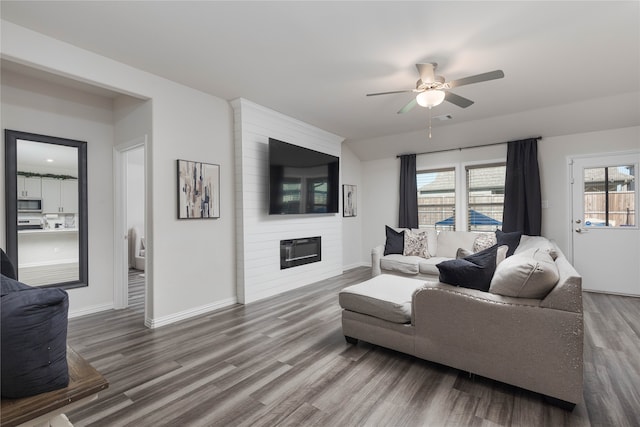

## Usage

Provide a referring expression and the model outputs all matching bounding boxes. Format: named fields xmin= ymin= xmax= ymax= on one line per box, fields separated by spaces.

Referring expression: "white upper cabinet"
xmin=17 ymin=176 xmax=42 ymax=199
xmin=42 ymin=178 xmax=78 ymax=213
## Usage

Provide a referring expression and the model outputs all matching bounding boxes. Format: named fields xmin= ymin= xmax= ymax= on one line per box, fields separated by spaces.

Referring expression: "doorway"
xmin=114 ymin=137 xmax=147 ymax=317
xmin=569 ymin=151 xmax=639 ymax=296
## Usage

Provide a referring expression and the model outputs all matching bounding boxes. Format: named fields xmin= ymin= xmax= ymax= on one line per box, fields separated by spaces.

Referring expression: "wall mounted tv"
xmin=268 ymin=138 xmax=339 ymax=215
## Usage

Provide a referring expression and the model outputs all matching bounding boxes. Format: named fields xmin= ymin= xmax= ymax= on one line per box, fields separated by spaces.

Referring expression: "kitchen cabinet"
xmin=17 ymin=176 xmax=42 ymax=199
xmin=42 ymin=178 xmax=78 ymax=213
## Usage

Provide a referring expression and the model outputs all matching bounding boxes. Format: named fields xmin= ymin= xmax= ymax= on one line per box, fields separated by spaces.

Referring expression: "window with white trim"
xmin=466 ymin=164 xmax=506 ymax=232
xmin=417 ymin=168 xmax=456 ymax=230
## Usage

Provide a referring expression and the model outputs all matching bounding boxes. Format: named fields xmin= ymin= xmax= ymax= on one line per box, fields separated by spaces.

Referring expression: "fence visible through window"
xmin=583 ymin=165 xmax=635 ymax=227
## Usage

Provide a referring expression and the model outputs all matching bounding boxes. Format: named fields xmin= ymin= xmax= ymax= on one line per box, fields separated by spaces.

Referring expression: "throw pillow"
xmin=514 ymin=235 xmax=558 ymax=260
xmin=473 ymin=233 xmax=497 ymax=252
xmin=437 ymin=244 xmax=498 ymax=291
xmin=489 ymin=248 xmax=560 ymax=299
xmin=456 ymin=247 xmax=473 ymax=259
xmin=403 ymin=230 xmax=430 ymax=259
xmin=458 ymin=245 xmax=508 ymax=267
xmin=495 ymin=229 xmax=523 ymax=257
xmin=1 ymin=275 xmax=69 ymax=398
xmin=1 ymin=249 xmax=16 ymax=281
xmin=384 ymin=226 xmax=405 ymax=256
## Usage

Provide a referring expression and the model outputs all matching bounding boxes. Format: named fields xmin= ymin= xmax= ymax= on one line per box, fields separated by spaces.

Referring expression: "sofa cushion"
xmin=489 ymin=248 xmax=560 ymax=299
xmin=380 ymin=254 xmax=422 ymax=275
xmin=418 ymin=257 xmax=450 ymax=276
xmin=436 ymin=231 xmax=478 ymax=258
xmin=339 ymin=275 xmax=425 ymax=324
xmin=436 ymin=244 xmax=499 ymax=291
xmin=1 ymin=275 xmax=69 ymax=398
xmin=496 ymin=229 xmax=522 ymax=257
xmin=514 ymin=235 xmax=558 ymax=260
xmin=384 ymin=226 xmax=405 ymax=255
xmin=403 ymin=229 xmax=430 ymax=258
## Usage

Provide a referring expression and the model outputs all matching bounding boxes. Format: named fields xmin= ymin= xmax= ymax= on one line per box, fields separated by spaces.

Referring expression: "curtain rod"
xmin=396 ymin=136 xmax=542 ymax=158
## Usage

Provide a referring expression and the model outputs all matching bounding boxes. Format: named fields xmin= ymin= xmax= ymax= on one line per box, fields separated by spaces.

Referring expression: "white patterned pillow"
xmin=403 ymin=230 xmax=430 ymax=259
xmin=473 ymin=233 xmax=497 ymax=252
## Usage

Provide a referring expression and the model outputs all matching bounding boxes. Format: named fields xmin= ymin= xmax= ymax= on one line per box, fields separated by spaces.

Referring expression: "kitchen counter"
xmin=18 ymin=228 xmax=78 ymax=235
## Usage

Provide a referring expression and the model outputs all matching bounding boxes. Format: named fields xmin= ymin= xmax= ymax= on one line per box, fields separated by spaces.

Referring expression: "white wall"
xmin=1 ymin=67 xmax=117 ymax=316
xmin=2 ymin=21 xmax=236 ymax=326
xmin=359 ymin=126 xmax=640 ymax=264
xmin=341 ymin=143 xmax=364 ymax=270
xmin=232 ymin=99 xmax=344 ymax=303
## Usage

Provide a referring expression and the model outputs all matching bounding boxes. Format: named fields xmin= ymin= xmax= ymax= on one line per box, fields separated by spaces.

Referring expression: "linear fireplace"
xmin=280 ymin=236 xmax=321 ymax=269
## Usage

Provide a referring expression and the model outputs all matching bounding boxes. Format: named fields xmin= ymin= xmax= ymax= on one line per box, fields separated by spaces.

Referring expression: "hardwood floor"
xmin=65 ymin=268 xmax=640 ymax=426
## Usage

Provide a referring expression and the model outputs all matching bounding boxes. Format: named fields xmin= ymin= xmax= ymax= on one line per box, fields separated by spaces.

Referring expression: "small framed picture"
xmin=343 ymin=184 xmax=357 ymax=217
xmin=177 ymin=159 xmax=220 ymax=219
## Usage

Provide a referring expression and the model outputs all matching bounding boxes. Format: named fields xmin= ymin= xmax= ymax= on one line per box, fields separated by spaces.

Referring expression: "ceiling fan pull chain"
xmin=428 ymin=107 xmax=433 ymax=139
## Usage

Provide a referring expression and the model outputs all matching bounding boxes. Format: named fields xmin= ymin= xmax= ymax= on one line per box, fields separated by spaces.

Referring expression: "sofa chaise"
xmin=340 ymin=232 xmax=583 ymax=409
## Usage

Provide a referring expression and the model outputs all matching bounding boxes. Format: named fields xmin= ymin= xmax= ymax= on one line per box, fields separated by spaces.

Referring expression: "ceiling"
xmin=1 ymin=1 xmax=639 ymax=160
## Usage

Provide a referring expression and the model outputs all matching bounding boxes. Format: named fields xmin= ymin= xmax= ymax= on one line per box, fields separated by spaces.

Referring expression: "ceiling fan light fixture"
xmin=416 ymin=90 xmax=445 ymax=108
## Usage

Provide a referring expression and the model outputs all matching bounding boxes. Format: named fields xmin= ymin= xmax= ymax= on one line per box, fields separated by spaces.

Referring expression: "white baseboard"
xmin=68 ymin=303 xmax=114 ymax=318
xmin=145 ymin=297 xmax=238 ymax=329
xmin=342 ymin=262 xmax=369 ymax=271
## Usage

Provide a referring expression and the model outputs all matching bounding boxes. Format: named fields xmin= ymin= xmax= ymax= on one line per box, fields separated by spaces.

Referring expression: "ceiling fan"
xmin=367 ymin=63 xmax=504 ymax=114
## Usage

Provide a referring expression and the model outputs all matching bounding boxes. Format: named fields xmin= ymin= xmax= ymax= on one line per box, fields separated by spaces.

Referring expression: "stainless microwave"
xmin=17 ymin=198 xmax=42 ymax=212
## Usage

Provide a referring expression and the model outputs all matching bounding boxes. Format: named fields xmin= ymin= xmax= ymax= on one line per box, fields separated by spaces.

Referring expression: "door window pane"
xmin=584 ymin=165 xmax=635 ymax=227
xmin=417 ymin=168 xmax=456 ymax=230
xmin=467 ymin=165 xmax=505 ymax=231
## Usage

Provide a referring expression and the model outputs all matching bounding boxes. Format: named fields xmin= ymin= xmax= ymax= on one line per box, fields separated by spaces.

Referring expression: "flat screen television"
xmin=268 ymin=138 xmax=339 ymax=215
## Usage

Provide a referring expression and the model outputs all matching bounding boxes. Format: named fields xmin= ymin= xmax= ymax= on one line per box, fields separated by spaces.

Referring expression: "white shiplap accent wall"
xmin=231 ymin=98 xmax=345 ymax=304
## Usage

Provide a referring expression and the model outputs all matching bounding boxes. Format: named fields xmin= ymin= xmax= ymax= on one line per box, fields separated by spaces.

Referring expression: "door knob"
xmin=575 ymin=219 xmax=582 ymax=224
xmin=575 ymin=228 xmax=585 ymax=233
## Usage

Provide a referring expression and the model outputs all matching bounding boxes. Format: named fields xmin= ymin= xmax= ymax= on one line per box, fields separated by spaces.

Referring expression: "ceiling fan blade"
xmin=445 ymin=91 xmax=474 ymax=108
xmin=416 ymin=63 xmax=437 ymax=83
xmin=366 ymin=89 xmax=413 ymax=97
xmin=397 ymin=98 xmax=417 ymax=114
xmin=447 ymin=70 xmax=504 ymax=88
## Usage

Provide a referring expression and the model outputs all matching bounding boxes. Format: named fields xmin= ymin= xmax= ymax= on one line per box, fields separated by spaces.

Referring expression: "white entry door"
xmin=570 ymin=152 xmax=640 ymax=295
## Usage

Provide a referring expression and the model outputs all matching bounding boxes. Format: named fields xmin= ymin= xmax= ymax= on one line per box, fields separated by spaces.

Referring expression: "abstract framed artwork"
xmin=343 ymin=184 xmax=357 ymax=217
xmin=177 ymin=159 xmax=220 ymax=219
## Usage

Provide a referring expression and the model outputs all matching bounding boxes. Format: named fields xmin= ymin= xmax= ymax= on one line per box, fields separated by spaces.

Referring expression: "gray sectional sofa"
xmin=340 ymin=232 xmax=583 ymax=408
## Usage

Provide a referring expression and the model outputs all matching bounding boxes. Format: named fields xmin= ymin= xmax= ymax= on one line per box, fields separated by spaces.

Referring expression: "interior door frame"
xmin=113 ymin=136 xmax=148 ymax=312
xmin=567 ymin=149 xmax=640 ymax=264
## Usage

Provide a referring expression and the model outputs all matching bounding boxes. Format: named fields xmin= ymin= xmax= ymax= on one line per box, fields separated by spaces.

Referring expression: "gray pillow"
xmin=489 ymin=248 xmax=559 ymax=299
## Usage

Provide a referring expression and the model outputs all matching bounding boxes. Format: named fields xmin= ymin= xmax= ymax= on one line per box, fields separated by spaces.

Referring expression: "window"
xmin=417 ymin=168 xmax=456 ymax=230
xmin=466 ymin=164 xmax=506 ymax=231
xmin=583 ymin=165 xmax=635 ymax=227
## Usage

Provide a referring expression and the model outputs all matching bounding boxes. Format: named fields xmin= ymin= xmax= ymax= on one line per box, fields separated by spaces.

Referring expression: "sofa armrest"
xmin=411 ymin=282 xmax=583 ymax=404
xmin=371 ymin=245 xmax=384 ymax=276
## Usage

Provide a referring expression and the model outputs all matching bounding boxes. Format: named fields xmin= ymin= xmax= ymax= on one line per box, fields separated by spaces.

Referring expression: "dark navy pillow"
xmin=1 ymin=249 xmax=16 ymax=280
xmin=437 ymin=244 xmax=499 ymax=292
xmin=384 ymin=226 xmax=405 ymax=255
xmin=496 ymin=229 xmax=522 ymax=257
xmin=1 ymin=275 xmax=69 ymax=398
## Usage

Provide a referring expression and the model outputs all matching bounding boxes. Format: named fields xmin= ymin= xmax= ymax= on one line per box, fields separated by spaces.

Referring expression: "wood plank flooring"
xmin=64 ymin=268 xmax=640 ymax=426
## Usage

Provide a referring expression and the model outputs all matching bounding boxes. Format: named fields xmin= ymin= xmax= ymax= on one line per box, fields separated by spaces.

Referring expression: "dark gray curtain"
xmin=399 ymin=154 xmax=418 ymax=228
xmin=502 ymin=138 xmax=542 ymax=235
